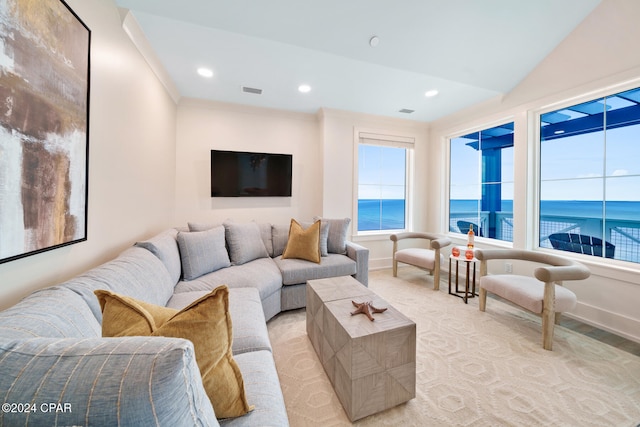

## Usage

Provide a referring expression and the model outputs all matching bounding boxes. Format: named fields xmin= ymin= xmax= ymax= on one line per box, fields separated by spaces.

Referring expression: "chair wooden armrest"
xmin=390 ymin=232 xmax=452 ymax=290
xmin=474 ymin=248 xmax=590 ymax=350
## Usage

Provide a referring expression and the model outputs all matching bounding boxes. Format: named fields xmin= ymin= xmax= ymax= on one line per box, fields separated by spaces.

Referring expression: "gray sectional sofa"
xmin=0 ymin=219 xmax=369 ymax=426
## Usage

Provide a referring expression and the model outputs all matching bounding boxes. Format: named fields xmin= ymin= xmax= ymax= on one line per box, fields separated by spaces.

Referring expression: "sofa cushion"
xmin=301 ymin=220 xmax=330 ymax=256
xmin=135 ymin=228 xmax=182 ymax=284
xmin=167 ymin=287 xmax=271 ymax=355
xmin=174 ymin=258 xmax=282 ymax=305
xmin=258 ymin=222 xmax=274 ymax=257
xmin=96 ymin=287 xmax=253 ymax=419
xmin=220 ymin=350 xmax=289 ymax=427
xmin=0 ymin=286 xmax=101 ymax=339
xmin=314 ymin=217 xmax=351 ymax=254
xmin=188 ymin=221 xmax=220 ymax=232
xmin=271 ymin=223 xmax=290 ymax=257
xmin=282 ymin=219 xmax=321 ymax=263
xmin=61 ymin=246 xmax=176 ymax=322
xmin=177 ymin=226 xmax=231 ymax=280
xmin=224 ymin=222 xmax=269 ymax=265
xmin=0 ymin=336 xmax=218 ymax=426
xmin=274 ymin=253 xmax=357 ymax=285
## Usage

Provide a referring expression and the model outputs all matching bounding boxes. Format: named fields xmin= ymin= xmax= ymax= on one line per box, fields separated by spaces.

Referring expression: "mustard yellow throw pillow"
xmin=94 ymin=287 xmax=253 ymax=419
xmin=282 ymin=218 xmax=321 ymax=263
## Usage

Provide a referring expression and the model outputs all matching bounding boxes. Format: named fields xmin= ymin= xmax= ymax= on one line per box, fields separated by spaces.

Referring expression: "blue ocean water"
xmin=358 ymin=199 xmax=405 ymax=231
xmin=450 ymin=199 xmax=640 ymax=220
xmin=359 ymin=199 xmax=640 ymax=231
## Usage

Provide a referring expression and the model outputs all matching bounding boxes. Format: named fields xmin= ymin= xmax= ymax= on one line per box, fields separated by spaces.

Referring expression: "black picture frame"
xmin=0 ymin=0 xmax=91 ymax=264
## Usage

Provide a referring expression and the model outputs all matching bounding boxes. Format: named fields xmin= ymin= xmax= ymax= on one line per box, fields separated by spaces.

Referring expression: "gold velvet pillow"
xmin=282 ymin=218 xmax=321 ymax=263
xmin=94 ymin=287 xmax=253 ymax=419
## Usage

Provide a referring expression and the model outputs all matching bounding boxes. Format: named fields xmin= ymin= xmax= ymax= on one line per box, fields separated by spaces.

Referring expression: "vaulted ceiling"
xmin=115 ymin=0 xmax=601 ymax=121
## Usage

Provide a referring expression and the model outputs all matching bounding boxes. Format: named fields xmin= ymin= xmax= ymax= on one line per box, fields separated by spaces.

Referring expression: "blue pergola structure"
xmin=460 ymin=87 xmax=640 ymax=240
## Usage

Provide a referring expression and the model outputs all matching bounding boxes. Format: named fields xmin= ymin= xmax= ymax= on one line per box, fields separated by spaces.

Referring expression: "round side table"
xmin=448 ymin=247 xmax=478 ymax=304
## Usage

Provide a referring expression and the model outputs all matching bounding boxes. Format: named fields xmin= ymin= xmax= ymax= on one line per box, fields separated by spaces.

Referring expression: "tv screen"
xmin=211 ymin=150 xmax=292 ymax=197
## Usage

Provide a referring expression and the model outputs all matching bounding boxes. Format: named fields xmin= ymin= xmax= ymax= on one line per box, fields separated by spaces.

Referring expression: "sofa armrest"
xmin=0 ymin=336 xmax=218 ymax=427
xmin=346 ymin=241 xmax=369 ymax=287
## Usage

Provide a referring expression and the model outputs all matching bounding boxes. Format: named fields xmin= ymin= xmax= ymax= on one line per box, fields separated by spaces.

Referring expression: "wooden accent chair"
xmin=548 ymin=232 xmax=615 ymax=259
xmin=457 ymin=220 xmax=483 ymax=237
xmin=475 ymin=249 xmax=590 ymax=350
xmin=390 ymin=232 xmax=451 ymax=290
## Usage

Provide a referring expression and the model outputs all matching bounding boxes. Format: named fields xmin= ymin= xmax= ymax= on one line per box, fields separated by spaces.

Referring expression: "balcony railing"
xmin=449 ymin=212 xmax=640 ymax=263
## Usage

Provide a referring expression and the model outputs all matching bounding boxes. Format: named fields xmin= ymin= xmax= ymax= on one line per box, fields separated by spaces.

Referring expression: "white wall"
xmin=2 ymin=0 xmax=638 ymax=344
xmin=319 ymin=108 xmax=430 ymax=268
xmin=173 ymin=102 xmax=431 ymax=266
xmin=174 ymin=99 xmax=322 ymax=226
xmin=428 ymin=0 xmax=640 ymax=343
xmin=0 ymin=0 xmax=177 ymax=310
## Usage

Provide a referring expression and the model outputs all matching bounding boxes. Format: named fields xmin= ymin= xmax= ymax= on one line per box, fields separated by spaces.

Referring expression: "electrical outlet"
xmin=505 ymin=263 xmax=513 ymax=273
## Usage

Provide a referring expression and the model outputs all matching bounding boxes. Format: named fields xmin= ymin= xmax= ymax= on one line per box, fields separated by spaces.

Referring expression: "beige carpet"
xmin=267 ymin=268 xmax=640 ymax=427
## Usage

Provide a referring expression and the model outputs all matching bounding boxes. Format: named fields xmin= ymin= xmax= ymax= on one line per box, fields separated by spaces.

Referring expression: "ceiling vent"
xmin=242 ymin=86 xmax=263 ymax=95
xmin=398 ymin=108 xmax=415 ymax=114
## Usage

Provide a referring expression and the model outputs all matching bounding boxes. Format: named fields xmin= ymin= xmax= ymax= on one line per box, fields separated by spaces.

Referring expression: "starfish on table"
xmin=350 ymin=300 xmax=387 ymax=321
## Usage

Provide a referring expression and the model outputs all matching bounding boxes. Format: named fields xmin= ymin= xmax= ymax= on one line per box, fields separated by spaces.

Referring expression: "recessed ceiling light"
xmin=425 ymin=89 xmax=439 ymax=97
xmin=298 ymin=84 xmax=311 ymax=93
xmin=369 ymin=36 xmax=380 ymax=48
xmin=197 ymin=67 xmax=213 ymax=78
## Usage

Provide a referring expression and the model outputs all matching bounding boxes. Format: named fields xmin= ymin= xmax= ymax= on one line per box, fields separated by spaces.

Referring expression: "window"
xmin=356 ymin=132 xmax=413 ymax=233
xmin=539 ymin=87 xmax=640 ymax=263
xmin=449 ymin=122 xmax=514 ymax=242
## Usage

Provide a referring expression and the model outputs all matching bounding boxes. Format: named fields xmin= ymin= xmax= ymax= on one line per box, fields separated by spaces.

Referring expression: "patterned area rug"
xmin=267 ymin=268 xmax=640 ymax=427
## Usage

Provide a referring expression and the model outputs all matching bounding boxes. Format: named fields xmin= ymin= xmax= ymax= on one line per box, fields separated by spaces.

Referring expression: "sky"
xmin=450 ymin=123 xmax=640 ymax=202
xmin=357 ymin=118 xmax=640 ymax=203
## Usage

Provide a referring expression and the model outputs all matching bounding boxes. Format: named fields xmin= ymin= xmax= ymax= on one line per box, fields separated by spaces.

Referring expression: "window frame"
xmin=353 ymin=129 xmax=415 ymax=237
xmin=446 ymin=119 xmax=515 ymax=245
xmin=532 ymin=82 xmax=640 ymax=265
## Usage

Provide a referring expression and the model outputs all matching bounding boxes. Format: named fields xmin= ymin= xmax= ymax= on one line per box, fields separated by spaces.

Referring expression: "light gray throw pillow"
xmin=187 ymin=222 xmax=220 ymax=232
xmin=301 ymin=220 xmax=330 ymax=256
xmin=177 ymin=226 xmax=230 ymax=280
xmin=224 ymin=222 xmax=269 ymax=265
xmin=135 ymin=229 xmax=181 ymax=284
xmin=271 ymin=223 xmax=290 ymax=257
xmin=313 ymin=217 xmax=351 ymax=254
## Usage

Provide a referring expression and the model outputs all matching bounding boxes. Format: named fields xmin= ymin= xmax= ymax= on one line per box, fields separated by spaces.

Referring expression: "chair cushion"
xmin=395 ymin=248 xmax=443 ymax=270
xmin=479 ymin=274 xmax=577 ymax=313
xmin=95 ymin=287 xmax=254 ymax=419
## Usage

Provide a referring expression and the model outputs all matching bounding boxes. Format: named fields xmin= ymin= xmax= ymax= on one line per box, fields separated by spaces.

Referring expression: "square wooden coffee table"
xmin=306 ymin=276 xmax=416 ymax=421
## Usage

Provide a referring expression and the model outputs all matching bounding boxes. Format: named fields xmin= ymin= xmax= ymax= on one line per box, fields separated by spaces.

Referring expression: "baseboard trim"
xmin=369 ymin=263 xmax=640 ymax=345
xmin=567 ymin=301 xmax=640 ymax=345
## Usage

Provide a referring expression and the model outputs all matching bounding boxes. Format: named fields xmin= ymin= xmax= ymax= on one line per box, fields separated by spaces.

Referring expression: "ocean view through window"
xmin=356 ymin=132 xmax=413 ymax=232
xmin=538 ymin=87 xmax=640 ymax=263
xmin=449 ymin=122 xmax=514 ymax=242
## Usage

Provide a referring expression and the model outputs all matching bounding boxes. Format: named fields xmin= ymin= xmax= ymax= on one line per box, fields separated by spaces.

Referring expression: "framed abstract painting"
xmin=0 ymin=0 xmax=91 ymax=264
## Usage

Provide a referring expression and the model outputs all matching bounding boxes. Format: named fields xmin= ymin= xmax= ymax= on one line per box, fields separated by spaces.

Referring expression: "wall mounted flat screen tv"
xmin=211 ymin=150 xmax=292 ymax=197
